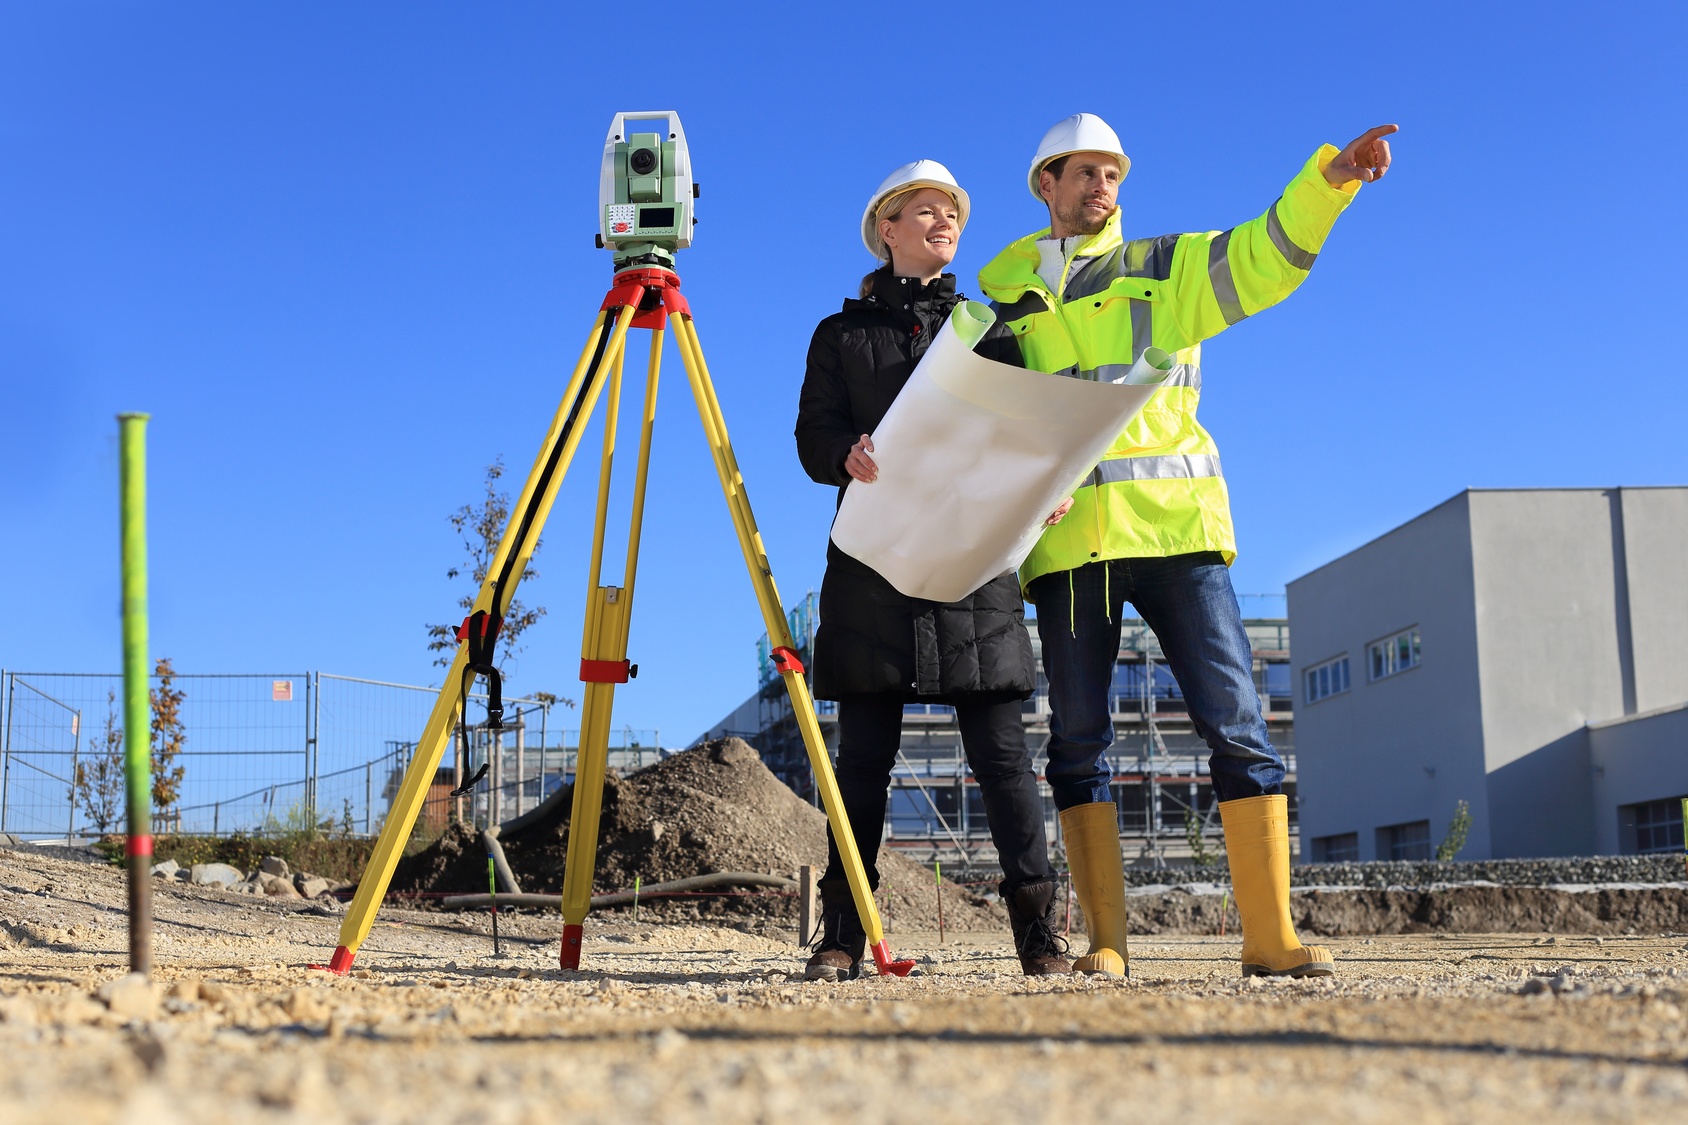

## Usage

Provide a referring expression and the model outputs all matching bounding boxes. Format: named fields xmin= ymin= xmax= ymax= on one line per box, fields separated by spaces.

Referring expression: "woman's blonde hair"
xmin=859 ymin=186 xmax=956 ymax=297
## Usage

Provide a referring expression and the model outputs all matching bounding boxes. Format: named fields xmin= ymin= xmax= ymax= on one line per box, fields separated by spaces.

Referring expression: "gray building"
xmin=1287 ymin=487 xmax=1688 ymax=862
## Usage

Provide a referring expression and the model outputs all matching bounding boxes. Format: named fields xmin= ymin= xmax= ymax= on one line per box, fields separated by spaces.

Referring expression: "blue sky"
xmin=3 ymin=2 xmax=1683 ymax=746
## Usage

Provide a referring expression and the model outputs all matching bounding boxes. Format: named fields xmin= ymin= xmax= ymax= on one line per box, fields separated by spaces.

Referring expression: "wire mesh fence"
xmin=0 ymin=670 xmax=591 ymax=840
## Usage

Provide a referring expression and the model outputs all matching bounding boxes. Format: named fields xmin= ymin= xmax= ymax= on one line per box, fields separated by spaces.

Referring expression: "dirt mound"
xmin=389 ymin=738 xmax=1005 ymax=931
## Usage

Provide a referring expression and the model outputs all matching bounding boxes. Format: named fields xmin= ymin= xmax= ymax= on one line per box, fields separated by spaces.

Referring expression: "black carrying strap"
xmin=451 ymin=609 xmax=503 ymax=795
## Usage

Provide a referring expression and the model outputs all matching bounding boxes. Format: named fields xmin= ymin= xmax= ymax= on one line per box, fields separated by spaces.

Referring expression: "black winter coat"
xmin=796 ymin=268 xmax=1037 ymax=701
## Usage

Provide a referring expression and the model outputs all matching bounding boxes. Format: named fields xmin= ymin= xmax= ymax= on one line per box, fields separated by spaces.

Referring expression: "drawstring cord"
xmin=1067 ymin=570 xmax=1076 ymax=635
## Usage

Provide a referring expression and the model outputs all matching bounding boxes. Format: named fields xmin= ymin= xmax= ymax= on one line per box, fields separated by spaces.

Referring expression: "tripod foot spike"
xmin=308 ymin=946 xmax=355 ymax=975
xmin=870 ymin=941 xmax=915 ymax=977
xmin=560 ymin=924 xmax=584 ymax=970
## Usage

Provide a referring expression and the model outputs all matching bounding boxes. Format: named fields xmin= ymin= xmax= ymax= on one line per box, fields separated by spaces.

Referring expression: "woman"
xmin=794 ymin=160 xmax=1069 ymax=980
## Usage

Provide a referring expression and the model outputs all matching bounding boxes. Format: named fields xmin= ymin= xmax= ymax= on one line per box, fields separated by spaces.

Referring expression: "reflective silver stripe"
xmin=1083 ymin=453 xmax=1224 ymax=487
xmin=1208 ymin=230 xmax=1248 ymax=326
xmin=1063 ymin=255 xmax=1115 ymax=301
xmin=1080 ymin=362 xmax=1200 ymax=389
xmin=1063 ymin=234 xmax=1184 ymax=301
xmin=1265 ymin=200 xmax=1318 ymax=270
xmin=1129 ymin=297 xmax=1153 ymax=361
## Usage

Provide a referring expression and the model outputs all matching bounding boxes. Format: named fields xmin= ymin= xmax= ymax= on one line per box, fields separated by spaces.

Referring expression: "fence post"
xmin=68 ymin=710 xmax=81 ymax=844
xmin=1 ymin=669 xmax=11 ymax=834
xmin=365 ymin=760 xmax=373 ymax=835
xmin=214 ymin=802 xmax=220 ymax=836
xmin=304 ymin=671 xmax=320 ymax=827
xmin=514 ymin=711 xmax=525 ymax=819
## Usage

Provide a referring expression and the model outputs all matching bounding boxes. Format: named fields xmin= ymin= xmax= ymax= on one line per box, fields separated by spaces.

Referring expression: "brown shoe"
xmin=802 ymin=879 xmax=866 ymax=981
xmin=1004 ymin=880 xmax=1072 ymax=976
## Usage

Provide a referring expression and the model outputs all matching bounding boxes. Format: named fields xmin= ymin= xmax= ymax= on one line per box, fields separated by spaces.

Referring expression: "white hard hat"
xmin=860 ymin=159 xmax=970 ymax=260
xmin=1027 ymin=113 xmax=1130 ymax=200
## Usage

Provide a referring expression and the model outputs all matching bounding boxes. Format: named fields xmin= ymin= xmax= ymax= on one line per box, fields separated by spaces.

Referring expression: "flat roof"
xmin=1287 ymin=485 xmax=1688 ymax=588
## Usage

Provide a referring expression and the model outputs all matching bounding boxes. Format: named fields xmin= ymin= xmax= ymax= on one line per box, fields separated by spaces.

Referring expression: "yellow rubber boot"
xmin=1058 ymin=802 xmax=1129 ymax=978
xmin=1219 ymin=794 xmax=1335 ymax=978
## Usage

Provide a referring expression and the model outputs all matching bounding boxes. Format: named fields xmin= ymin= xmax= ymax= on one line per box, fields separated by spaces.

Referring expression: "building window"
xmin=1304 ymin=655 xmax=1350 ymax=704
xmin=1310 ymin=832 xmax=1358 ymax=863
xmin=1377 ymin=820 xmax=1431 ymax=861
xmin=1258 ymin=661 xmax=1292 ymax=704
xmin=1629 ymin=798 xmax=1686 ymax=855
xmin=1367 ymin=628 xmax=1421 ymax=682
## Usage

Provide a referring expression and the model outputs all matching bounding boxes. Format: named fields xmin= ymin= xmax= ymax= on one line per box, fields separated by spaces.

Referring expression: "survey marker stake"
xmin=936 ymin=862 xmax=944 ymax=944
xmin=487 ymin=839 xmax=502 ymax=957
xmin=118 ymin=413 xmax=153 ymax=977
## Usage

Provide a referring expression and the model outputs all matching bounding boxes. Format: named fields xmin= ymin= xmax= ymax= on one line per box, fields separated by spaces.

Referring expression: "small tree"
xmin=426 ymin=459 xmax=548 ymax=675
xmin=150 ymin=657 xmax=187 ymax=816
xmin=1185 ymin=802 xmax=1218 ymax=867
xmin=74 ymin=691 xmax=125 ymax=833
xmin=1436 ymin=799 xmax=1472 ymax=861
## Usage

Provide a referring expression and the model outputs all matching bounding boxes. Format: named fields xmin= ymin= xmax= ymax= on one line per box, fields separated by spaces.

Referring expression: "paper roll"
xmin=829 ymin=304 xmax=1162 ymax=602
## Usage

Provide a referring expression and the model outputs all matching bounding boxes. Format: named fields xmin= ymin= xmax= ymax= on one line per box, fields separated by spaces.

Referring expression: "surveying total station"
xmin=316 ymin=112 xmax=914 ymax=978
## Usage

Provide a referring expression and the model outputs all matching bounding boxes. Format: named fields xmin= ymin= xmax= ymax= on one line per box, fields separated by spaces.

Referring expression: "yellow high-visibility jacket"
xmin=978 ymin=145 xmax=1360 ymax=592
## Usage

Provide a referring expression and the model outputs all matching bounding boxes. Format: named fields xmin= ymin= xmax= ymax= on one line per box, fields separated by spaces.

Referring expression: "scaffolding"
xmin=726 ymin=602 xmax=1296 ymax=881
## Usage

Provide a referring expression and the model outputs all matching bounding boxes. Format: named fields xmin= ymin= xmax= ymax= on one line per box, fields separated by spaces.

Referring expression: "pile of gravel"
xmin=389 ymin=738 xmax=1005 ymax=932
xmin=1123 ymin=854 xmax=1688 ymax=890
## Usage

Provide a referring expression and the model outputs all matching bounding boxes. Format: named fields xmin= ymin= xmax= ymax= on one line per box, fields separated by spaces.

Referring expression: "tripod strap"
xmin=452 ymin=610 xmax=504 ymax=794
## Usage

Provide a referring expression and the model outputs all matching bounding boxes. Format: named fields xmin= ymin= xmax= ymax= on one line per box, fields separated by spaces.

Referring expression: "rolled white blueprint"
xmin=829 ymin=302 xmax=1163 ymax=602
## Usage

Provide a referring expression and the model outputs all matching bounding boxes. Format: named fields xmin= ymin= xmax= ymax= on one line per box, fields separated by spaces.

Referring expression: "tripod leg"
xmin=670 ymin=313 xmax=914 ymax=977
xmin=559 ymin=328 xmax=664 ymax=969
xmin=317 ymin=304 xmax=638 ymax=975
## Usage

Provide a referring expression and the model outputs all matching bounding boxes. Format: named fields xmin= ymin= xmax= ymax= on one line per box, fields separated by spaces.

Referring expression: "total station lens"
xmin=629 ymin=147 xmax=658 ymax=176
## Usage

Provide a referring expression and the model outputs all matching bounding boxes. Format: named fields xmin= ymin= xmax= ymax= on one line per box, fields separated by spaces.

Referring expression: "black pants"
xmin=821 ymin=694 xmax=1053 ymax=894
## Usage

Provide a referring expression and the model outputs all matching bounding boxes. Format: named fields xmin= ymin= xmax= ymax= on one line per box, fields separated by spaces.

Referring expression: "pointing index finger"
xmin=1360 ymin=124 xmax=1400 ymax=143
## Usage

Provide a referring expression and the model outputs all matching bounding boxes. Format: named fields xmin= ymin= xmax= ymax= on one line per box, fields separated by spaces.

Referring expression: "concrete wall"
xmin=1468 ymin=490 xmax=1631 ymax=856
xmin=1288 ymin=493 xmax=1488 ymax=860
xmin=1619 ymin=489 xmax=1688 ymax=714
xmin=1589 ymin=703 xmax=1688 ymax=854
xmin=697 ymin=692 xmax=763 ymax=743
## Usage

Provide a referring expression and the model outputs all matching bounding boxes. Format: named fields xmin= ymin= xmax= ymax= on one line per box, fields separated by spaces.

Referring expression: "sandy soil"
xmin=3 ymin=847 xmax=1687 ymax=1124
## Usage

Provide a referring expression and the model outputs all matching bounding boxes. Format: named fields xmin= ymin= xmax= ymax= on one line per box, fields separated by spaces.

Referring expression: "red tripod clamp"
xmin=770 ymin=646 xmax=805 ymax=675
xmin=580 ymin=658 xmax=633 ymax=684
xmin=600 ymin=267 xmax=692 ymax=330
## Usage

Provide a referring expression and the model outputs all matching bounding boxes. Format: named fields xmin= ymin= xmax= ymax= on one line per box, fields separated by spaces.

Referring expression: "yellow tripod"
xmin=316 ymin=266 xmax=914 ymax=978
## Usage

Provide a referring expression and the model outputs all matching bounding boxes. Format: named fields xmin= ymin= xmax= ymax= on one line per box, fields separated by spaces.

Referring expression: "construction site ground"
xmin=4 ymin=846 xmax=1688 ymax=1123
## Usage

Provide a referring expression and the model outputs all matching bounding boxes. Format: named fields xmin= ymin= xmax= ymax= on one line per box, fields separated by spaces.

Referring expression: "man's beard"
xmin=1055 ymin=198 xmax=1109 ymax=236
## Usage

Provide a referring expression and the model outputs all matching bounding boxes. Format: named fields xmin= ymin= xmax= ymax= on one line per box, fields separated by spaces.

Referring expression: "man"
xmin=979 ymin=113 xmax=1396 ymax=978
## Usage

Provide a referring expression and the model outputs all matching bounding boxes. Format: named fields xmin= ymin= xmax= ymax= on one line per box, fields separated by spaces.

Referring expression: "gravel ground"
xmin=4 ymin=847 xmax=1688 ymax=1123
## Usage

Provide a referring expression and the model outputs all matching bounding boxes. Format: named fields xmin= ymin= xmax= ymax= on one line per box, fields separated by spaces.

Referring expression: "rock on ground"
xmin=188 ymin=862 xmax=243 ymax=888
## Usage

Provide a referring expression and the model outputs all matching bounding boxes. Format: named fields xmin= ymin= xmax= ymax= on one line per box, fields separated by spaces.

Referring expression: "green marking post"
xmin=118 ymin=413 xmax=153 ymax=975
xmin=633 ymin=875 xmax=641 ymax=924
xmin=485 ymin=843 xmax=501 ymax=956
xmin=935 ymin=861 xmax=944 ymax=943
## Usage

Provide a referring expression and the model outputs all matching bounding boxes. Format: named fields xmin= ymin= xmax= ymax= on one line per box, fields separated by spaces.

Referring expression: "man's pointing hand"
xmin=1323 ymin=124 xmax=1398 ymax=186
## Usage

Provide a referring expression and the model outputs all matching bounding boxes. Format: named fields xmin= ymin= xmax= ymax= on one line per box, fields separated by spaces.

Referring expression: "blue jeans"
xmin=1027 ymin=553 xmax=1283 ymax=809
